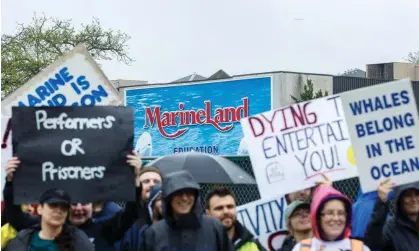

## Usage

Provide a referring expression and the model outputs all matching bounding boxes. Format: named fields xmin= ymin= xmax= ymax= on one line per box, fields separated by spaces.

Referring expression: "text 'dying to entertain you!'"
xmin=247 ymin=96 xmax=349 ymax=180
xmin=35 ymin=109 xmax=116 ymax=181
xmin=349 ymin=89 xmax=419 ymax=180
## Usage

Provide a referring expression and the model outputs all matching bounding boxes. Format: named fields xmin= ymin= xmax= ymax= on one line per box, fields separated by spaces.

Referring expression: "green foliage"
xmin=406 ymin=51 xmax=419 ymax=64
xmin=1 ymin=13 xmax=133 ymax=98
xmin=290 ymin=78 xmax=329 ymax=103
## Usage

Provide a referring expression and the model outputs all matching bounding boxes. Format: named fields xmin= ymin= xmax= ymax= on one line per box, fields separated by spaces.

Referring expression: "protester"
xmin=4 ymin=153 xmax=142 ymax=251
xmin=5 ymin=188 xmax=94 ymax=251
xmin=286 ymin=188 xmax=313 ymax=204
xmin=140 ymin=170 xmax=234 ymax=251
xmin=364 ymin=180 xmax=419 ymax=251
xmin=292 ymin=184 xmax=370 ymax=251
xmin=1 ymin=204 xmax=39 ymax=249
xmin=279 ymin=201 xmax=312 ymax=251
xmin=92 ymin=201 xmax=122 ymax=223
xmin=205 ymin=186 xmax=266 ymax=251
xmin=117 ymin=183 xmax=163 ymax=251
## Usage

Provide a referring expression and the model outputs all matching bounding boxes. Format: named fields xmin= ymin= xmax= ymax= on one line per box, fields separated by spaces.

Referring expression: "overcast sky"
xmin=2 ymin=0 xmax=418 ymax=83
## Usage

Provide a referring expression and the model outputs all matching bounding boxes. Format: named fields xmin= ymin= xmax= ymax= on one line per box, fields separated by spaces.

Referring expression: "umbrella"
xmin=145 ymin=152 xmax=256 ymax=184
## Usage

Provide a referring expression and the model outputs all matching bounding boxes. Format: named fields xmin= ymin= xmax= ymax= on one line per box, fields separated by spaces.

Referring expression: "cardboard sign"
xmin=1 ymin=44 xmax=121 ymax=117
xmin=236 ymin=196 xmax=288 ymax=251
xmin=1 ymin=116 xmax=12 ymax=201
xmin=11 ymin=106 xmax=135 ymax=204
xmin=340 ymin=79 xmax=419 ymax=193
xmin=241 ymin=95 xmax=358 ymax=199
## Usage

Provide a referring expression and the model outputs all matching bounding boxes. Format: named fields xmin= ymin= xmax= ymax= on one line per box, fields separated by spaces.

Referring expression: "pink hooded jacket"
xmin=310 ymin=185 xmax=353 ymax=241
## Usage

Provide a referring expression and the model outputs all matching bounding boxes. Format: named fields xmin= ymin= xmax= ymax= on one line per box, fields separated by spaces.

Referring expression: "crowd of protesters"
xmin=1 ymin=152 xmax=419 ymax=251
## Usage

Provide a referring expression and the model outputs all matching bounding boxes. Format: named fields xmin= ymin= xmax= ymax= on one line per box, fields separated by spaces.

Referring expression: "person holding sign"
xmin=139 ymin=170 xmax=234 ymax=251
xmin=291 ymin=184 xmax=371 ymax=251
xmin=364 ymin=180 xmax=419 ymax=251
xmin=4 ymin=188 xmax=94 ymax=251
xmin=3 ymin=152 xmax=143 ymax=251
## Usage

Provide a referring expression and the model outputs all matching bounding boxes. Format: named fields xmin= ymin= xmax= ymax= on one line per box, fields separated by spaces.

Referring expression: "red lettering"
xmin=248 ymin=116 xmax=265 ymax=137
xmin=143 ymin=98 xmax=249 ymax=138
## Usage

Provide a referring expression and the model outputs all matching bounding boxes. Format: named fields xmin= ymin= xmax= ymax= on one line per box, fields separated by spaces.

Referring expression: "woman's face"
xmin=320 ymin=199 xmax=347 ymax=241
xmin=289 ymin=207 xmax=311 ymax=233
xmin=39 ymin=203 xmax=69 ymax=227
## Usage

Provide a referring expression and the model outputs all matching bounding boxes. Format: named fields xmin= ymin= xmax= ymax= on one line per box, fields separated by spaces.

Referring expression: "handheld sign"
xmin=340 ymin=79 xmax=419 ymax=193
xmin=236 ymin=195 xmax=288 ymax=251
xmin=241 ymin=95 xmax=358 ymax=199
xmin=1 ymin=44 xmax=121 ymax=117
xmin=11 ymin=106 xmax=134 ymax=204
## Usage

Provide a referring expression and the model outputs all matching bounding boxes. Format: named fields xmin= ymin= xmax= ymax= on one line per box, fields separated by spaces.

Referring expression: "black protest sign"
xmin=11 ymin=106 xmax=135 ymax=204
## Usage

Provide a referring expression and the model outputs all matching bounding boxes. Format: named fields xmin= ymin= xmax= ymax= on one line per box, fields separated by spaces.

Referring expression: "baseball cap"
xmin=39 ymin=188 xmax=71 ymax=207
xmin=284 ymin=200 xmax=310 ymax=222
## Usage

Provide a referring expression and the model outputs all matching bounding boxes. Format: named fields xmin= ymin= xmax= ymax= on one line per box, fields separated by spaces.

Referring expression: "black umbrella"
xmin=145 ymin=152 xmax=256 ymax=184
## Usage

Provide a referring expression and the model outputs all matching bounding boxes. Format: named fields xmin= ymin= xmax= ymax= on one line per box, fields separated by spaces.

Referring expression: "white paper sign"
xmin=340 ymin=79 xmax=419 ymax=193
xmin=241 ymin=95 xmax=358 ymax=199
xmin=236 ymin=196 xmax=288 ymax=251
xmin=1 ymin=116 xmax=12 ymax=201
xmin=1 ymin=44 xmax=121 ymax=117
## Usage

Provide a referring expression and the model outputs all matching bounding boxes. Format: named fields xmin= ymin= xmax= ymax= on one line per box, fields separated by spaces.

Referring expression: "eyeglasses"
xmin=320 ymin=210 xmax=347 ymax=219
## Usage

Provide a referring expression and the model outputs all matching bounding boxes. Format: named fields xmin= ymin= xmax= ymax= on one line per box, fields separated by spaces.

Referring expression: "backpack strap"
xmin=351 ymin=239 xmax=364 ymax=251
xmin=300 ymin=238 xmax=312 ymax=251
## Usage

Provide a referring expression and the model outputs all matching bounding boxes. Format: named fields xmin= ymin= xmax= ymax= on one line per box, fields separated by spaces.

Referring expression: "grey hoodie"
xmin=140 ymin=170 xmax=234 ymax=251
xmin=364 ymin=181 xmax=419 ymax=251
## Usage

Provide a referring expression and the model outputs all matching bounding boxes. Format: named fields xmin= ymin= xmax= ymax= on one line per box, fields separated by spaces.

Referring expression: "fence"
xmin=140 ymin=156 xmax=361 ymax=207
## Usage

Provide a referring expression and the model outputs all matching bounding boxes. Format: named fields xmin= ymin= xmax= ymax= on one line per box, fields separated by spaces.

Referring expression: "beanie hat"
xmin=138 ymin=166 xmax=161 ymax=177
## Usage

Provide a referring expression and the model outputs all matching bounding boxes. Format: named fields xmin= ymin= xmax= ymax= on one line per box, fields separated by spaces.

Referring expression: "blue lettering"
xmin=59 ymin=67 xmax=74 ymax=82
xmin=35 ymin=86 xmax=51 ymax=101
xmin=51 ymin=94 xmax=66 ymax=106
xmin=354 ymin=113 xmax=415 ymax=138
xmin=81 ymin=95 xmax=95 ymax=106
xmin=384 ymin=135 xmax=416 ymax=154
xmin=76 ymin=76 xmax=90 ymax=90
xmin=349 ymin=90 xmax=411 ymax=116
xmin=47 ymin=73 xmax=66 ymax=90
xmin=91 ymin=85 xmax=108 ymax=102
xmin=71 ymin=82 xmax=82 ymax=95
xmin=370 ymin=157 xmax=419 ymax=180
xmin=18 ymin=101 xmax=26 ymax=107
xmin=263 ymin=136 xmax=275 ymax=159
xmin=27 ymin=94 xmax=42 ymax=106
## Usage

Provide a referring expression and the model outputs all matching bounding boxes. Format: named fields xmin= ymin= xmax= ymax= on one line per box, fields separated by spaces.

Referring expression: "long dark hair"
xmin=54 ymin=223 xmax=75 ymax=251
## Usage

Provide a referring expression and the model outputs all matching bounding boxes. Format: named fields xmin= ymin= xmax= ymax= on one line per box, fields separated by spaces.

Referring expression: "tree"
xmin=1 ymin=13 xmax=133 ymax=98
xmin=290 ymin=77 xmax=329 ymax=103
xmin=406 ymin=51 xmax=419 ymax=64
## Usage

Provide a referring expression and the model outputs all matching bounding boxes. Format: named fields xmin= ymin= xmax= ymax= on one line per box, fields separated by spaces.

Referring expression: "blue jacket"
xmin=351 ymin=188 xmax=378 ymax=239
xmin=116 ymin=184 xmax=162 ymax=251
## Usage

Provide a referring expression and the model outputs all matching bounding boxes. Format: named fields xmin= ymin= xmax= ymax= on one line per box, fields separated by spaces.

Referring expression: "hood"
xmin=394 ymin=181 xmax=419 ymax=220
xmin=162 ymin=170 xmax=202 ymax=228
xmin=311 ymin=185 xmax=352 ymax=241
xmin=147 ymin=183 xmax=162 ymax=221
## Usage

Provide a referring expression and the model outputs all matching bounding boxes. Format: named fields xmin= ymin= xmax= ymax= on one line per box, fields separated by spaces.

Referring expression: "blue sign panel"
xmin=125 ymin=77 xmax=272 ymax=156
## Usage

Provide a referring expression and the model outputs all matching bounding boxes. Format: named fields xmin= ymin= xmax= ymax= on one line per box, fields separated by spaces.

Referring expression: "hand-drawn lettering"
xmin=61 ymin=138 xmax=85 ymax=156
xmin=42 ymin=161 xmax=106 ymax=181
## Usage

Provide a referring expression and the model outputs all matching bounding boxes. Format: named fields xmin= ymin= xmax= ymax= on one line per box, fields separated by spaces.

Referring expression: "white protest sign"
xmin=1 ymin=44 xmax=121 ymax=117
xmin=241 ymin=95 xmax=358 ymax=199
xmin=1 ymin=116 xmax=12 ymax=201
xmin=340 ymin=79 xmax=419 ymax=193
xmin=236 ymin=196 xmax=288 ymax=251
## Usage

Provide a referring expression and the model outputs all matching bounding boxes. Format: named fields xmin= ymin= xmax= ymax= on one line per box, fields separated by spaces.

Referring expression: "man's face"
xmin=39 ymin=203 xmax=69 ymax=227
xmin=153 ymin=195 xmax=163 ymax=218
xmin=138 ymin=171 xmax=162 ymax=201
xmin=206 ymin=195 xmax=236 ymax=230
xmin=288 ymin=188 xmax=312 ymax=203
xmin=288 ymin=207 xmax=311 ymax=233
xmin=69 ymin=203 xmax=93 ymax=226
xmin=401 ymin=189 xmax=419 ymax=216
xmin=170 ymin=189 xmax=196 ymax=215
